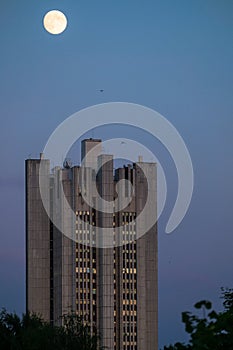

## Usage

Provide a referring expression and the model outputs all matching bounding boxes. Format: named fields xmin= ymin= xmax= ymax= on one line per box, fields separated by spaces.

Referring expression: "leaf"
xmin=194 ymin=300 xmax=212 ymax=310
xmin=208 ymin=310 xmax=218 ymax=319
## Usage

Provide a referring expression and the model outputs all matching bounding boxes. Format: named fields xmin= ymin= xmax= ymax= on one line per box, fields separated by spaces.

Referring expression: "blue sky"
xmin=0 ymin=0 xmax=233 ymax=348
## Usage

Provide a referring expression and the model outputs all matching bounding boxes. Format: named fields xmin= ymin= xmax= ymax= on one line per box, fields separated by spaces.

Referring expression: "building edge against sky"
xmin=25 ymin=139 xmax=158 ymax=350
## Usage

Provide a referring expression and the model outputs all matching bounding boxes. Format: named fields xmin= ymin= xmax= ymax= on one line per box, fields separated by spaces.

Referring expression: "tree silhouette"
xmin=163 ymin=288 xmax=233 ymax=350
xmin=0 ymin=309 xmax=102 ymax=350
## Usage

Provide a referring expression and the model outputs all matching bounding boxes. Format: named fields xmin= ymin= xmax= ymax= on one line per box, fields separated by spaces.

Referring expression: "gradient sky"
xmin=0 ymin=0 xmax=233 ymax=348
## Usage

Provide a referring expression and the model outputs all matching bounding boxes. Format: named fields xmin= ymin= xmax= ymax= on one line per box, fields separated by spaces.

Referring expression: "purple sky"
xmin=0 ymin=1 xmax=233 ymax=348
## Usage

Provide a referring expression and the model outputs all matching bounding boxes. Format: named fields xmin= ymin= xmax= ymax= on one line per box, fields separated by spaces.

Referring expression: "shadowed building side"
xmin=25 ymin=158 xmax=51 ymax=322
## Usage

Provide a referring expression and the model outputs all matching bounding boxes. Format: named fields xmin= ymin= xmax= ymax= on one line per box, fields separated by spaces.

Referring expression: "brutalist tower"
xmin=26 ymin=138 xmax=158 ymax=350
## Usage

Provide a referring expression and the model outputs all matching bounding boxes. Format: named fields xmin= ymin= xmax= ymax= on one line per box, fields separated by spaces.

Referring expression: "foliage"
xmin=0 ymin=309 xmax=102 ymax=350
xmin=163 ymin=288 xmax=233 ymax=350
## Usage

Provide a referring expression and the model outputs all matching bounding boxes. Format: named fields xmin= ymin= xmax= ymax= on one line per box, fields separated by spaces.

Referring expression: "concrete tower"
xmin=26 ymin=139 xmax=158 ymax=350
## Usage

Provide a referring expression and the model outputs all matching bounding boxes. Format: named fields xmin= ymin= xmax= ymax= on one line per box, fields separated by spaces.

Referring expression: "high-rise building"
xmin=26 ymin=139 xmax=158 ymax=350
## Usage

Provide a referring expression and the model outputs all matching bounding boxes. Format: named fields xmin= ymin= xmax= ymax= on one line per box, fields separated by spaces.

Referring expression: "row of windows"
xmin=76 ymin=211 xmax=91 ymax=215
xmin=76 ymin=211 xmax=136 ymax=216
xmin=123 ymin=276 xmax=136 ymax=283
xmin=76 ymin=256 xmax=94 ymax=262
xmin=76 ymin=246 xmax=92 ymax=252
xmin=123 ymin=340 xmax=137 ymax=346
xmin=122 ymin=248 xmax=137 ymax=254
xmin=77 ymin=299 xmax=96 ymax=305
xmin=76 ymin=310 xmax=94 ymax=319
xmin=76 ymin=282 xmax=96 ymax=289
xmin=123 ymin=282 xmax=137 ymax=289
xmin=122 ymin=260 xmax=137 ymax=266
xmin=76 ymin=267 xmax=96 ymax=273
xmin=76 ymin=279 xmax=96 ymax=284
xmin=123 ymin=324 xmax=137 ymax=331
xmin=123 ymin=305 xmax=137 ymax=312
xmin=121 ymin=222 xmax=136 ymax=226
xmin=76 ymin=230 xmax=95 ymax=235
xmin=76 ymin=263 xmax=96 ymax=271
xmin=123 ymin=315 xmax=137 ymax=322
xmin=113 ymin=309 xmax=137 ymax=317
xmin=76 ymin=288 xmax=96 ymax=294
xmin=123 ymin=292 xmax=137 ymax=300
xmin=122 ymin=212 xmax=136 ymax=216
xmin=122 ymin=310 xmax=137 ymax=316
xmin=122 ymin=268 xmax=137 ymax=274
xmin=123 ymin=299 xmax=137 ymax=305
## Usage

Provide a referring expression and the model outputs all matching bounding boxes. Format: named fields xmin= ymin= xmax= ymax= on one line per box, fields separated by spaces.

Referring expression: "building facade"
xmin=26 ymin=139 xmax=158 ymax=350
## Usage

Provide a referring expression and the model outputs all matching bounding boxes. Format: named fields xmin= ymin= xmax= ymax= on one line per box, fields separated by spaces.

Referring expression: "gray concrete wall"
xmin=96 ymin=154 xmax=115 ymax=350
xmin=52 ymin=167 xmax=76 ymax=325
xmin=26 ymin=159 xmax=51 ymax=322
xmin=135 ymin=163 xmax=158 ymax=350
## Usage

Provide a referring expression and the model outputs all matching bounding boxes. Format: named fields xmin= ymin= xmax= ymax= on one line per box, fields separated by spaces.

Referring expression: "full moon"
xmin=43 ymin=10 xmax=67 ymax=35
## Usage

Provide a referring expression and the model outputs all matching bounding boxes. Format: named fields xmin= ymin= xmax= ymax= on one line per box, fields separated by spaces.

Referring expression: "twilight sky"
xmin=0 ymin=0 xmax=233 ymax=348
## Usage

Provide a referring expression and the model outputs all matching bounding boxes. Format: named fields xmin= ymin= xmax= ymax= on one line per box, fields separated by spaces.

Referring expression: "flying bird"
xmin=98 ymin=89 xmax=104 ymax=92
